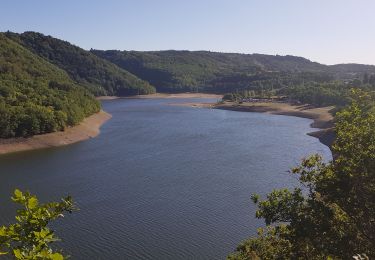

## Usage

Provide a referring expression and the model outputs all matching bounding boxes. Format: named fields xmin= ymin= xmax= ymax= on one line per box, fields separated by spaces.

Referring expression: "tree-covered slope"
xmin=5 ymin=32 xmax=155 ymax=96
xmin=329 ymin=63 xmax=375 ymax=80
xmin=0 ymin=33 xmax=100 ymax=138
xmin=92 ymin=49 xmax=375 ymax=93
xmin=91 ymin=50 xmax=333 ymax=92
xmin=91 ymin=50 xmax=242 ymax=92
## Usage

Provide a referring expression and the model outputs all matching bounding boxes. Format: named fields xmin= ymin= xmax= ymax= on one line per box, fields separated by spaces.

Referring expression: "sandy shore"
xmin=97 ymin=93 xmax=223 ymax=100
xmin=96 ymin=96 xmax=119 ymax=100
xmin=215 ymin=102 xmax=334 ymax=128
xmin=215 ymin=102 xmax=335 ymax=147
xmin=175 ymin=100 xmax=336 ymax=147
xmin=168 ymin=102 xmax=217 ymax=108
xmin=0 ymin=111 xmax=112 ymax=155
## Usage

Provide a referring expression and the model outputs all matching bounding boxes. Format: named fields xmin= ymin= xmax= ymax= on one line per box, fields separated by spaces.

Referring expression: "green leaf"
xmin=28 ymin=196 xmax=38 ymax=209
xmin=0 ymin=226 xmax=7 ymax=236
xmin=14 ymin=189 xmax=22 ymax=199
xmin=13 ymin=249 xmax=22 ymax=259
xmin=50 ymin=252 xmax=64 ymax=260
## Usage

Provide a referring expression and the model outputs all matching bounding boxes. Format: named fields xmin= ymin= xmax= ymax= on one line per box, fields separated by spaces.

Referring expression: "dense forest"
xmin=223 ymin=76 xmax=375 ymax=108
xmin=92 ymin=49 xmax=375 ymax=96
xmin=92 ymin=50 xmax=330 ymax=93
xmin=0 ymin=33 xmax=100 ymax=138
xmin=5 ymin=32 xmax=155 ymax=96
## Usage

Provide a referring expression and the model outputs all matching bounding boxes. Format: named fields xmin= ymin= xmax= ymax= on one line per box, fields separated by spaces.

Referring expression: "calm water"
xmin=0 ymin=98 xmax=331 ymax=259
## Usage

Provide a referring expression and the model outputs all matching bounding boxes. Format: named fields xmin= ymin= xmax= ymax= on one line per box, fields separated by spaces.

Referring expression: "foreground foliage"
xmin=0 ymin=189 xmax=75 ymax=259
xmin=228 ymin=92 xmax=375 ymax=259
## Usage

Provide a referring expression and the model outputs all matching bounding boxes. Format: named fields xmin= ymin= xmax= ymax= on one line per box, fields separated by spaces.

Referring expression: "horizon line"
xmin=4 ymin=30 xmax=375 ymax=67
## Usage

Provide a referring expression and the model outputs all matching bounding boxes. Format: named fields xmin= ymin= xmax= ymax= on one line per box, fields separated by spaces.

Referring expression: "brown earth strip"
xmin=0 ymin=111 xmax=111 ymax=155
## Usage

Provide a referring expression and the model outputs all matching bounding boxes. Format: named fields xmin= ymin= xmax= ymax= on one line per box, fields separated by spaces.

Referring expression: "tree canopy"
xmin=93 ymin=49 xmax=375 ymax=95
xmin=0 ymin=33 xmax=100 ymax=138
xmin=5 ymin=32 xmax=155 ymax=96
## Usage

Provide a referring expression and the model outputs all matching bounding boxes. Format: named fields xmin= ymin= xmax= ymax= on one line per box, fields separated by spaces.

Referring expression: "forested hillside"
xmin=3 ymin=31 xmax=374 ymax=98
xmin=5 ymin=32 xmax=155 ymax=96
xmin=91 ymin=50 xmax=328 ymax=92
xmin=2 ymin=30 xmax=375 ymax=137
xmin=92 ymin=49 xmax=375 ymax=94
xmin=0 ymin=33 xmax=100 ymax=138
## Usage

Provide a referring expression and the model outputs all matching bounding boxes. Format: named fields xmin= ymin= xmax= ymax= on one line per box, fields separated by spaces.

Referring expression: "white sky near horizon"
xmin=1 ymin=0 xmax=375 ymax=65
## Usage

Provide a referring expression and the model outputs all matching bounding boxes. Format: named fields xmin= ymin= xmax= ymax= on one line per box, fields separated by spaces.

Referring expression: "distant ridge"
xmin=92 ymin=49 xmax=375 ymax=92
xmin=3 ymin=30 xmax=375 ymax=94
xmin=1 ymin=30 xmax=375 ymax=138
xmin=5 ymin=31 xmax=155 ymax=96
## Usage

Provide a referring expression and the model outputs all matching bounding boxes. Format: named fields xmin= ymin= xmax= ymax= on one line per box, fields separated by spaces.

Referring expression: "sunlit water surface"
xmin=0 ymin=98 xmax=331 ymax=259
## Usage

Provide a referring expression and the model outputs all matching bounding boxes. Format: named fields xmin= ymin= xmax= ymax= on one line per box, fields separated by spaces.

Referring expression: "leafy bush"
xmin=0 ymin=189 xmax=76 ymax=259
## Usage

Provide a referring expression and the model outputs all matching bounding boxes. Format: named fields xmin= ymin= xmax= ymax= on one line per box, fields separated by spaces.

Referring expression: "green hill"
xmin=92 ymin=50 xmax=267 ymax=92
xmin=2 ymin=30 xmax=375 ymax=139
xmin=329 ymin=63 xmax=375 ymax=80
xmin=0 ymin=33 xmax=100 ymax=138
xmin=92 ymin=50 xmax=375 ymax=93
xmin=5 ymin=31 xmax=373 ymax=96
xmin=5 ymin=32 xmax=155 ymax=96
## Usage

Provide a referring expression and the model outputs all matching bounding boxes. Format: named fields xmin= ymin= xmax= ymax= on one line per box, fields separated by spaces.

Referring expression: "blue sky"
xmin=1 ymin=0 xmax=375 ymax=65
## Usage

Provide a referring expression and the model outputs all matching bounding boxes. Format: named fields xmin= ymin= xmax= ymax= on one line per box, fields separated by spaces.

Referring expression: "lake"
xmin=0 ymin=98 xmax=332 ymax=259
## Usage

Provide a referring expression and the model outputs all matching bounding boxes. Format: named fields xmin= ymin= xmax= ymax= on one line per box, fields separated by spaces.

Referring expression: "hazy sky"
xmin=2 ymin=0 xmax=374 ymax=65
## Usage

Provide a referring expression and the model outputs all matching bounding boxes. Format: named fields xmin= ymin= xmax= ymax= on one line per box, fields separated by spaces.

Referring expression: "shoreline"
xmin=1 ymin=94 xmax=334 ymax=155
xmin=0 ymin=93 xmax=218 ymax=155
xmin=0 ymin=110 xmax=112 ymax=155
xmin=97 ymin=93 xmax=223 ymax=100
xmin=214 ymin=102 xmax=335 ymax=148
xmin=173 ymin=100 xmax=335 ymax=148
